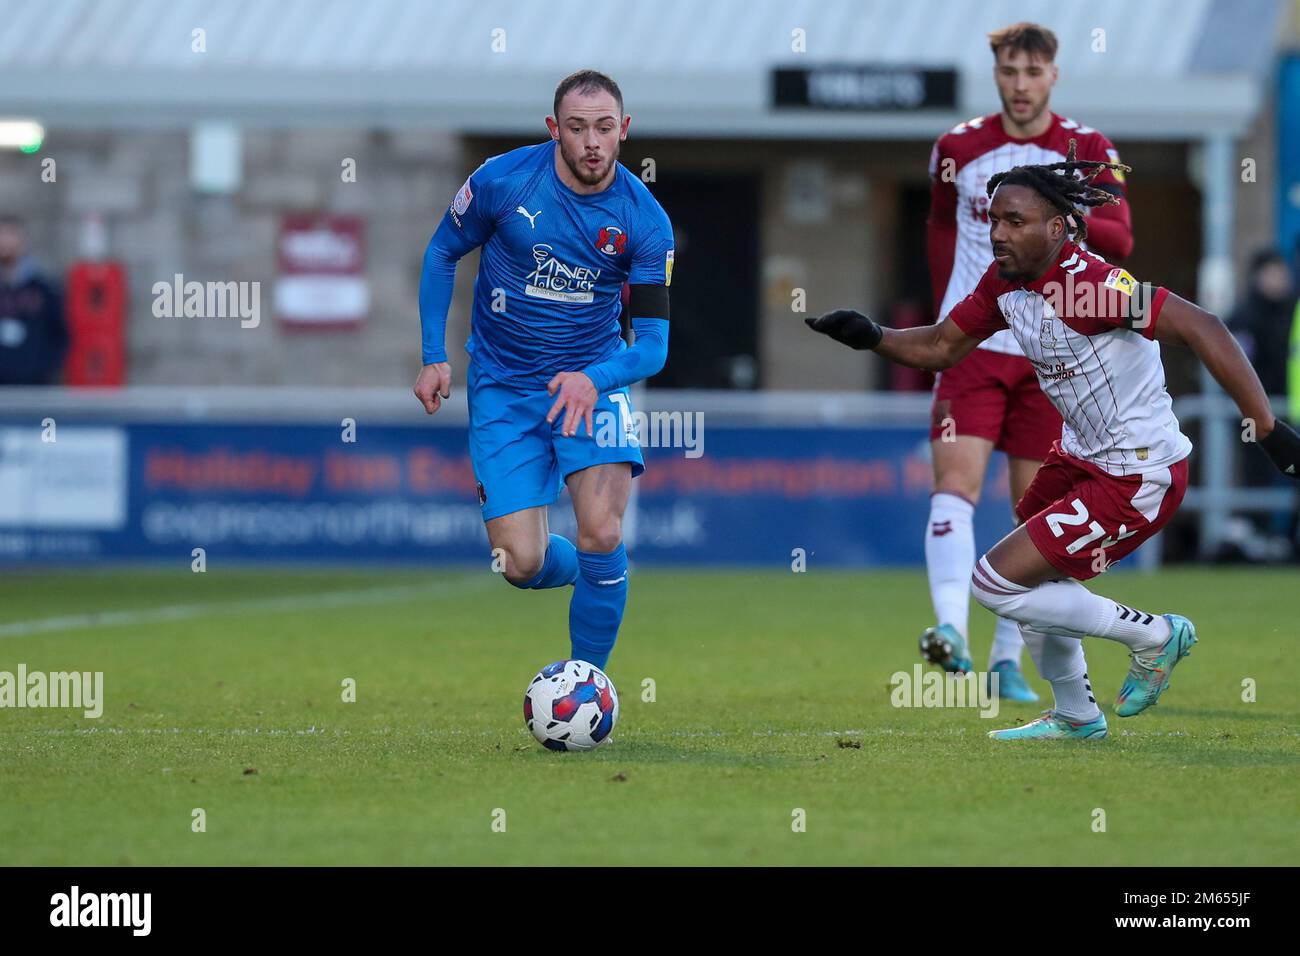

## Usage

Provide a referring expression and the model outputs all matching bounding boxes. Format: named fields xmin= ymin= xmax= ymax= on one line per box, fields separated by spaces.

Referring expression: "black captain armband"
xmin=1115 ymin=281 xmax=1160 ymax=333
xmin=628 ymin=283 xmax=670 ymax=320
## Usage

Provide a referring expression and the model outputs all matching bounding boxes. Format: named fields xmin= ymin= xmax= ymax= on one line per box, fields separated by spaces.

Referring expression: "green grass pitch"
xmin=0 ymin=566 xmax=1295 ymax=866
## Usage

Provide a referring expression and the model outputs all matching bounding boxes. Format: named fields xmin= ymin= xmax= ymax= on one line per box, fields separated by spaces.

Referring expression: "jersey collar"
xmin=1024 ymin=241 xmax=1079 ymax=293
xmin=996 ymin=110 xmax=1062 ymax=147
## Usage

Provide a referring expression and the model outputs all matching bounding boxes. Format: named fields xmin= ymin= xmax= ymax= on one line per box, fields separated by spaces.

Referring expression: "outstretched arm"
xmin=805 ymin=310 xmax=982 ymax=372
xmin=1155 ymin=292 xmax=1300 ymax=476
xmin=1155 ymin=293 xmax=1273 ymax=434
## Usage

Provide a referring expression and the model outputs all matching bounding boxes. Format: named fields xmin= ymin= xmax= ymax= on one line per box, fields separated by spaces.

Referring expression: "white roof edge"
xmin=0 ymin=69 xmax=1260 ymax=140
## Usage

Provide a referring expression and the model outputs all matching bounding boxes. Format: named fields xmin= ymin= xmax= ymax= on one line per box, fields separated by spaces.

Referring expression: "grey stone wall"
xmin=0 ymin=121 xmax=1280 ymax=391
xmin=0 ymin=127 xmax=475 ymax=386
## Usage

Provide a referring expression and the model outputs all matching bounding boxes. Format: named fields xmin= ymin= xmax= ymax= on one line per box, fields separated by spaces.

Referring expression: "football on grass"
xmin=524 ymin=660 xmax=619 ymax=751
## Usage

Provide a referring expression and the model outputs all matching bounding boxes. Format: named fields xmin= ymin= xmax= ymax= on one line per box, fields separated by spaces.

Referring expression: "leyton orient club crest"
xmin=596 ymin=226 xmax=627 ymax=256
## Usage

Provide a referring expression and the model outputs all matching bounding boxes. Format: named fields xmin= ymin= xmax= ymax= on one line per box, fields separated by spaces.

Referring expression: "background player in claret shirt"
xmin=413 ymin=70 xmax=675 ymax=673
xmin=921 ymin=23 xmax=1134 ymax=702
xmin=807 ymin=153 xmax=1300 ymax=740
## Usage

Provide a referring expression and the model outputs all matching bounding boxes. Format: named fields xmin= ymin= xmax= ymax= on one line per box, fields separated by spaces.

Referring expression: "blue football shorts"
xmin=466 ymin=360 xmax=645 ymax=521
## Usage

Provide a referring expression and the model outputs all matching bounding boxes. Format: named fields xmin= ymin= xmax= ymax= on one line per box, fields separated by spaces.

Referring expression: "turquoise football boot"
xmin=988 ymin=659 xmax=1040 ymax=702
xmin=919 ymin=623 xmax=973 ymax=674
xmin=987 ymin=710 xmax=1108 ymax=741
xmin=1114 ymin=614 xmax=1197 ymax=717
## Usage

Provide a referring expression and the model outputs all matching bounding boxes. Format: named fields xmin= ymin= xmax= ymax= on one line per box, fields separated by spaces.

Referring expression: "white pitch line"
xmin=0 ymin=577 xmax=491 ymax=639
xmin=8 ymin=726 xmax=1285 ymax=740
xmin=3 ymin=726 xmax=954 ymax=739
xmin=0 ymin=728 xmax=1289 ymax=743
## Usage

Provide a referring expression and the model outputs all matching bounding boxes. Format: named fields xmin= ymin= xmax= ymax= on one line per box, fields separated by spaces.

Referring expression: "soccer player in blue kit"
xmin=413 ymin=70 xmax=675 ymax=671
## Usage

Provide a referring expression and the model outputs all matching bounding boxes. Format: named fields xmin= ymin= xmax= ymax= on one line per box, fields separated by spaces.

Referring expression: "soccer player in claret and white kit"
xmin=413 ymin=70 xmax=675 ymax=672
xmin=807 ymin=151 xmax=1300 ymax=740
xmin=923 ymin=23 xmax=1134 ymax=701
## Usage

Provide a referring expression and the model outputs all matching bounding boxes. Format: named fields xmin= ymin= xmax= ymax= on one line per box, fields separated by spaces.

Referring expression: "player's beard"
xmin=561 ymin=141 xmax=619 ymax=187
xmin=994 ymin=250 xmax=1026 ymax=280
xmin=1000 ymin=88 xmax=1048 ymax=128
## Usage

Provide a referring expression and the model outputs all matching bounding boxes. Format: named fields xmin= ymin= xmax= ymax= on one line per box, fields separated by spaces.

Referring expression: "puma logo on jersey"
xmin=516 ymin=206 xmax=542 ymax=228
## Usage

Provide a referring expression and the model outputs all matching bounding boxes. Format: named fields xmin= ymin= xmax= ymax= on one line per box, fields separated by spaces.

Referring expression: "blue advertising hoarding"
xmin=1280 ymin=54 xmax=1300 ymax=268
xmin=0 ymin=419 xmax=1022 ymax=567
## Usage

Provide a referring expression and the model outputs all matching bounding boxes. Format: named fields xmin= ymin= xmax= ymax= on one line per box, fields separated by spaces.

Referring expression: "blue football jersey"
xmin=437 ymin=141 xmax=674 ymax=388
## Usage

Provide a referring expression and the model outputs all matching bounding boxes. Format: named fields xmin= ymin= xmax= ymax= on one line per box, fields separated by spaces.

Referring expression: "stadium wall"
xmin=0 ymin=387 xmax=1168 ymax=570
xmin=0 ymin=126 xmax=1272 ymax=394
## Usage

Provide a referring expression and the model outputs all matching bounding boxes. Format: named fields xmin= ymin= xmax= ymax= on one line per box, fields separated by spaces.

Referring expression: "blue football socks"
xmin=569 ymin=542 xmax=628 ymax=670
xmin=513 ymin=534 xmax=578 ymax=590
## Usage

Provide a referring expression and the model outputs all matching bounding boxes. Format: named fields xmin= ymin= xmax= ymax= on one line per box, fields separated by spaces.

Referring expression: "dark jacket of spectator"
xmin=1226 ymin=252 xmax=1295 ymax=398
xmin=0 ymin=257 xmax=67 ymax=385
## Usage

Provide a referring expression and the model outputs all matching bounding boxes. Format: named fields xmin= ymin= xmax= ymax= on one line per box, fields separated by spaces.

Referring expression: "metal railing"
xmin=1173 ymin=391 xmax=1296 ymax=558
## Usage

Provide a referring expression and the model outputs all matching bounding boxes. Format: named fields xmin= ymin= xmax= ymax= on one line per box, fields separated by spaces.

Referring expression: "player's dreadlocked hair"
xmin=984 ymin=139 xmax=1131 ymax=244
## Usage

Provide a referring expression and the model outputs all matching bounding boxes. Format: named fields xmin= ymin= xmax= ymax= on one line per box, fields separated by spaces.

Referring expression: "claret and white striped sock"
xmin=970 ymin=556 xmax=1171 ymax=652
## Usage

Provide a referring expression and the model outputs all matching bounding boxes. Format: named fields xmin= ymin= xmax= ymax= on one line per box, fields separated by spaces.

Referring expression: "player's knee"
xmin=576 ymin=519 xmax=622 ymax=554
xmin=934 ymin=476 xmax=981 ymax=505
xmin=971 ymin=567 xmax=1019 ymax=618
xmin=971 ymin=574 xmax=998 ymax=612
xmin=501 ymin=548 xmax=546 ymax=587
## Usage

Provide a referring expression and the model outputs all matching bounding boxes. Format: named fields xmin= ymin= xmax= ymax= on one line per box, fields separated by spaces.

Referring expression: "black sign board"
xmin=773 ymin=65 xmax=957 ymax=111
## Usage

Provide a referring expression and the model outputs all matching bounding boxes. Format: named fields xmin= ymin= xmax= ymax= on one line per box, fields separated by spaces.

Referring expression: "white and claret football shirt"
xmin=948 ymin=242 xmax=1193 ymax=477
xmin=928 ymin=112 xmax=1133 ymax=356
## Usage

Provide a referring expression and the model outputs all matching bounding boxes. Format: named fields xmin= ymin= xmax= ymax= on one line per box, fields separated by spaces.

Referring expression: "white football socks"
xmin=1018 ymin=624 xmax=1100 ymax=722
xmin=989 ymin=614 xmax=1024 ymax=667
xmin=927 ymin=493 xmax=1028 ymax=666
xmin=971 ymin=556 xmax=1172 ymax=652
xmin=925 ymin=493 xmax=975 ymax=637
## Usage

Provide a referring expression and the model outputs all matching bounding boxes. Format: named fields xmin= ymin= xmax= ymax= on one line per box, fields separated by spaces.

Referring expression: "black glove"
xmin=804 ymin=309 xmax=883 ymax=351
xmin=1259 ymin=419 xmax=1300 ymax=479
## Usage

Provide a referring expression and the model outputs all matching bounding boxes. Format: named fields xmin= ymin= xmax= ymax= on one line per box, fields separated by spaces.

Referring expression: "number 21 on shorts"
xmin=1045 ymin=498 xmax=1135 ymax=555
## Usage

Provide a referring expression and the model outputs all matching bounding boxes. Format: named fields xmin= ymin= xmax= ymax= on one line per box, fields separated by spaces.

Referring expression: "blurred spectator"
xmin=0 ymin=215 xmax=67 ymax=385
xmin=1226 ymin=249 xmax=1294 ymax=398
xmin=1223 ymin=248 xmax=1299 ymax=557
